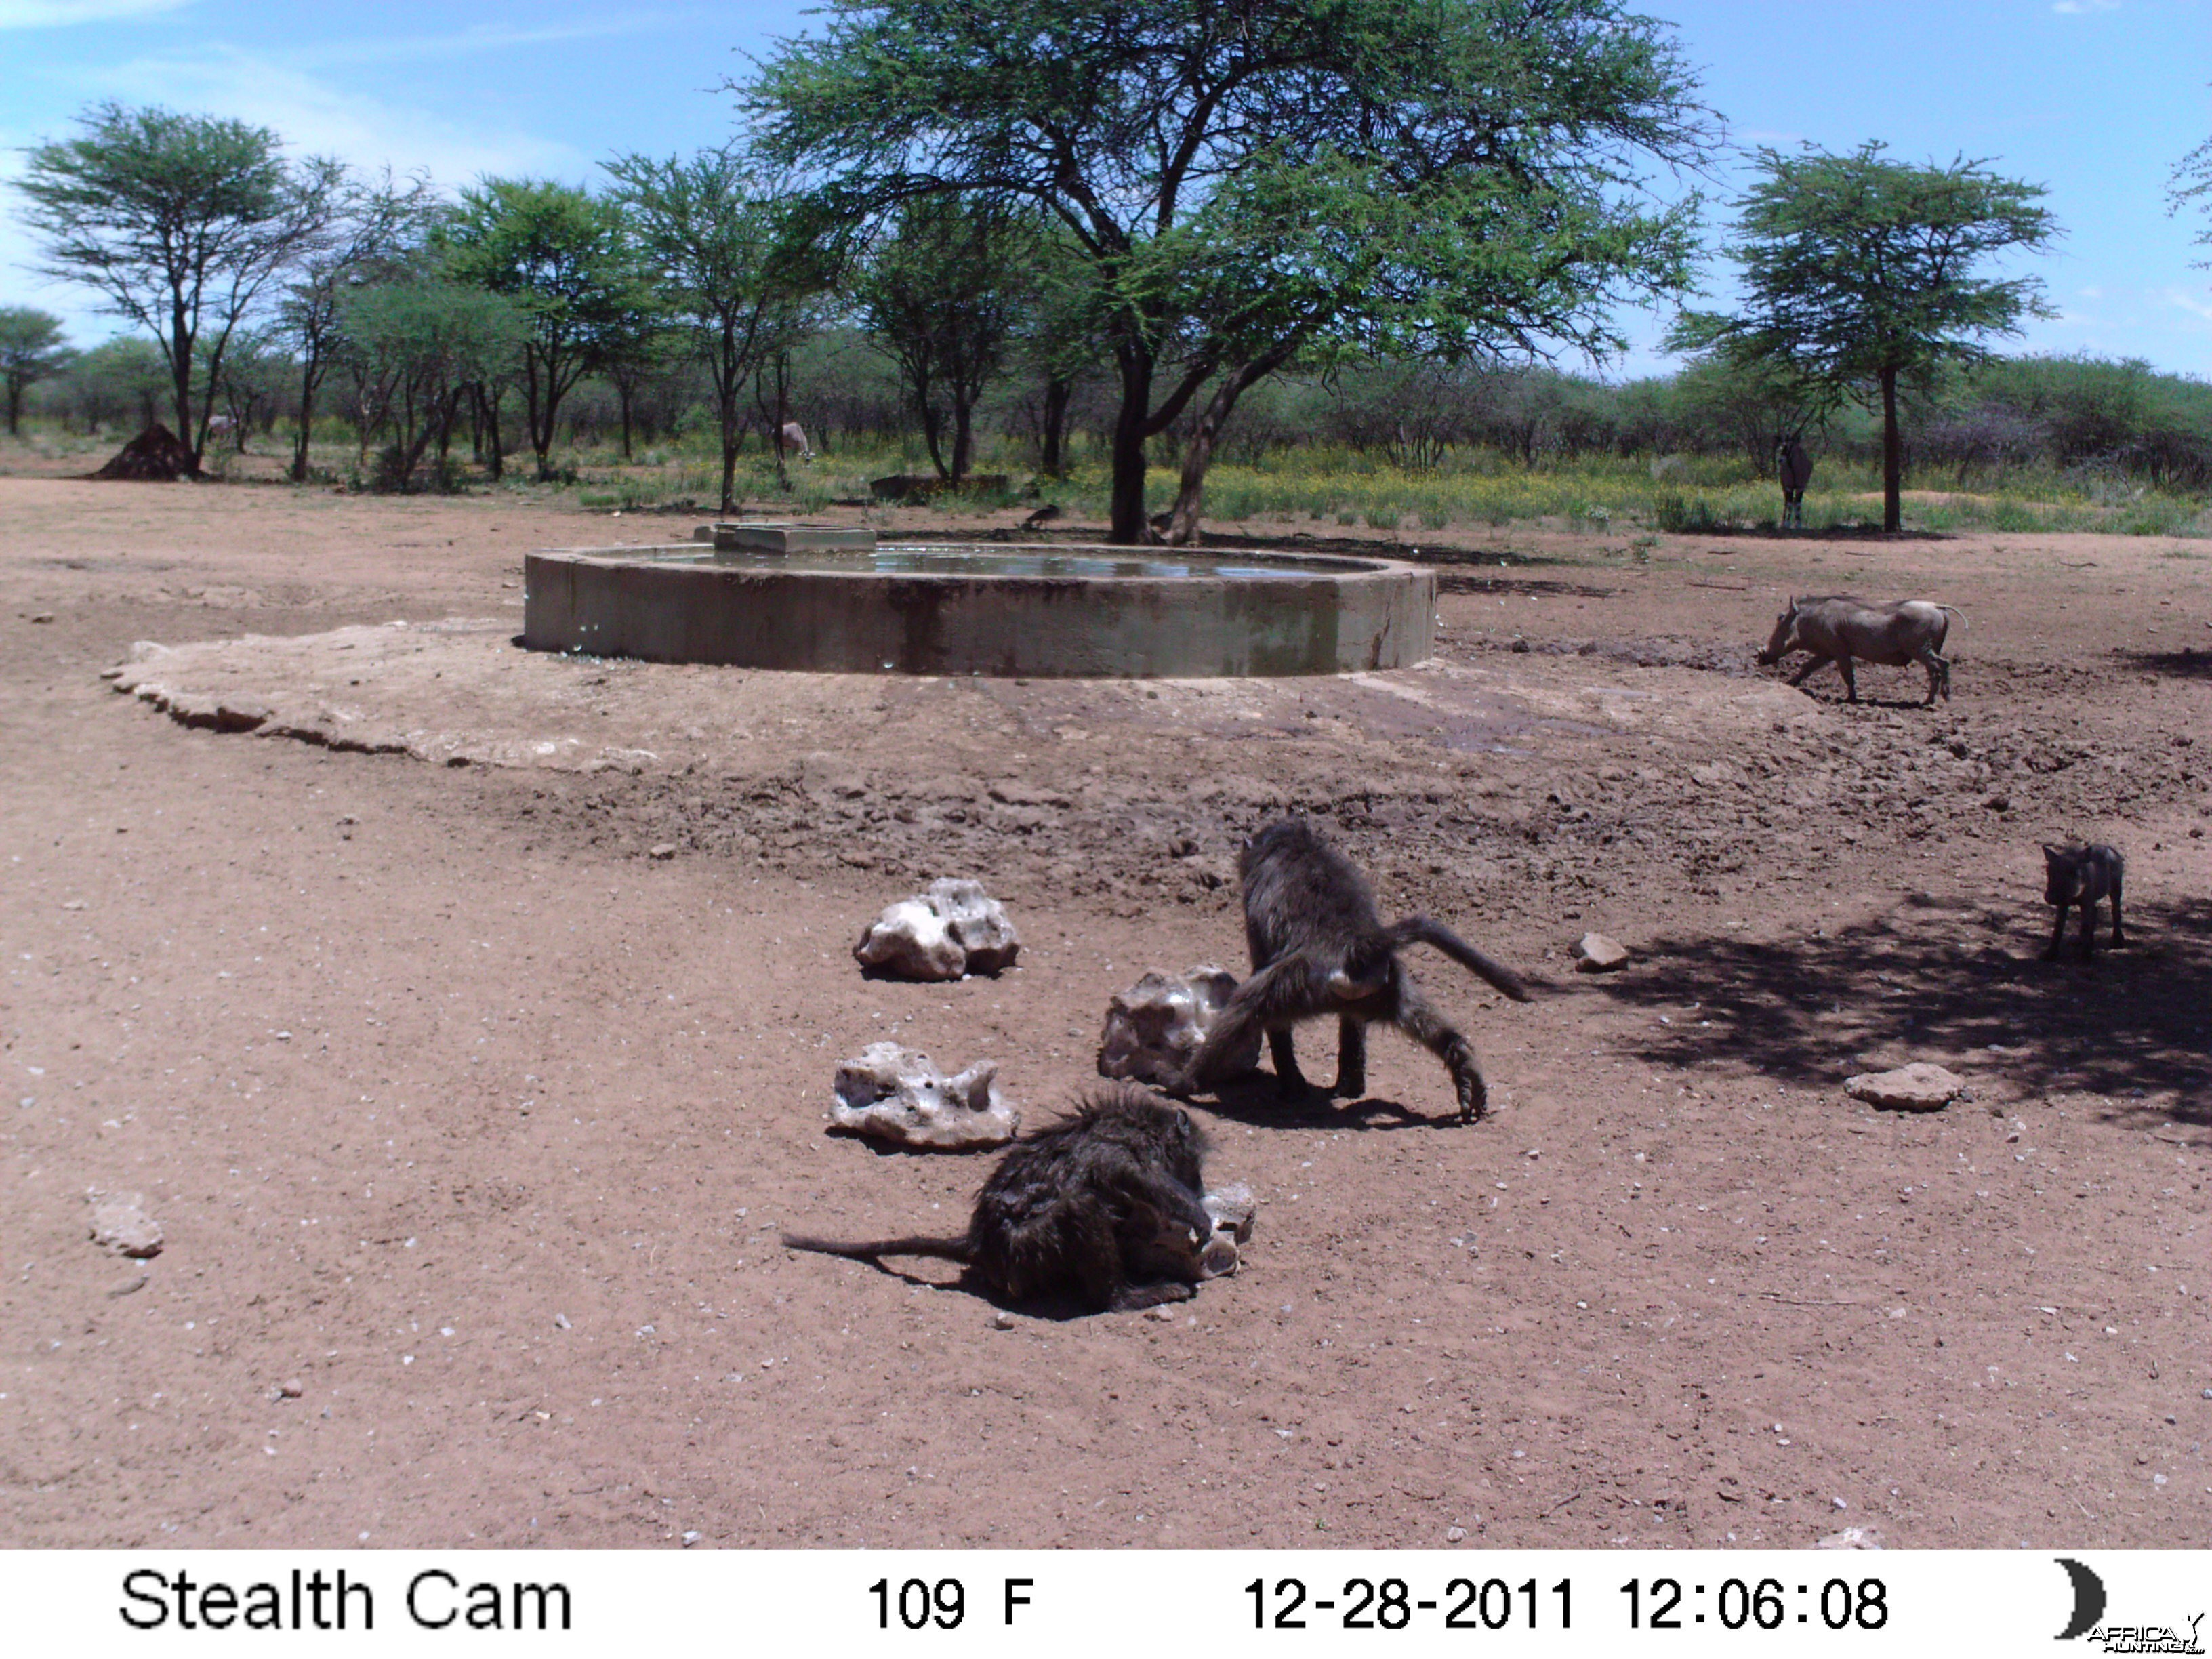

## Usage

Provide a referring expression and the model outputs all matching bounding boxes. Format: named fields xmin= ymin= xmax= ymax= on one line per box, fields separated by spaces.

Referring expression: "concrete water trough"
xmin=522 ymin=537 xmax=1435 ymax=677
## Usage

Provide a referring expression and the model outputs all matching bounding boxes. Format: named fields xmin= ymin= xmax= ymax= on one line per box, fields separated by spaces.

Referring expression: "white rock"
xmin=830 ymin=1041 xmax=1019 ymax=1150
xmin=87 ymin=1190 xmax=163 ymax=1258
xmin=1573 ymin=932 xmax=1631 ymax=972
xmin=853 ymin=879 xmax=1019 ymax=980
xmin=1815 ymin=1525 xmax=1885 ymax=1549
xmin=1203 ymin=1182 xmax=1259 ymax=1245
xmin=1097 ymin=966 xmax=1258 ymax=1085
xmin=1844 ymin=1062 xmax=1964 ymax=1112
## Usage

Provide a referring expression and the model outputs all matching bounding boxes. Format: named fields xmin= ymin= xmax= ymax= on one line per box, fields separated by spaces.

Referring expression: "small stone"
xmin=1572 ymin=933 xmax=1630 ymax=973
xmin=87 ymin=1190 xmax=163 ymax=1258
xmin=1146 ymin=1304 xmax=1177 ymax=1322
xmin=1098 ymin=966 xmax=1257 ymax=1085
xmin=276 ymin=1379 xmax=303 ymax=1399
xmin=28 ymin=613 xmax=54 ymax=625
xmin=988 ymin=1311 xmax=1015 ymax=1331
xmin=1815 ymin=1525 xmax=1885 ymax=1550
xmin=106 ymin=1273 xmax=148 ymax=1298
xmin=830 ymin=1041 xmax=1019 ymax=1150
xmin=554 ymin=1313 xmax=571 ymax=1330
xmin=854 ymin=879 xmax=1019 ymax=980
xmin=1845 ymin=1062 xmax=1965 ymax=1112
xmin=649 ymin=843 xmax=676 ymax=860
xmin=1445 ymin=1526 xmax=1468 ymax=1543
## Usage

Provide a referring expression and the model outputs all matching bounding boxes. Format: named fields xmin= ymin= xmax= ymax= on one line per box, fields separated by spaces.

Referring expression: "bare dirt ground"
xmin=1 ymin=470 xmax=2207 ymax=1552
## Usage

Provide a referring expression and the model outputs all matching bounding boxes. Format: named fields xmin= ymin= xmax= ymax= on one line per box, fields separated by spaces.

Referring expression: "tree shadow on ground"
xmin=1584 ymin=895 xmax=2212 ymax=1135
xmin=2112 ymin=647 xmax=2212 ymax=682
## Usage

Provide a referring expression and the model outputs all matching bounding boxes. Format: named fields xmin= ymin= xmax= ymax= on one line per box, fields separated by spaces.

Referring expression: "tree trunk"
xmin=480 ymin=386 xmax=505 ymax=481
xmin=1107 ymin=349 xmax=1155 ymax=544
xmin=949 ymin=400 xmax=973 ymax=483
xmin=5 ymin=380 xmax=22 ymax=436
xmin=1164 ymin=362 xmax=1269 ymax=546
xmin=1040 ymin=375 xmax=1071 ymax=478
xmin=617 ymin=378 xmax=634 ymax=461
xmin=1880 ymin=365 xmax=1902 ymax=533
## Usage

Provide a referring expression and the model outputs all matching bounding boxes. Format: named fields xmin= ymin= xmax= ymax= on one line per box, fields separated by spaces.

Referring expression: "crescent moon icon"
xmin=2055 ymin=1557 xmax=2106 ymax=1641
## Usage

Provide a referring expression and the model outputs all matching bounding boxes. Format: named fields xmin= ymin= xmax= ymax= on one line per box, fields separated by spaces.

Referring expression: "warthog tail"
xmin=1933 ymin=604 xmax=1968 ymax=634
xmin=1386 ymin=917 xmax=1533 ymax=1002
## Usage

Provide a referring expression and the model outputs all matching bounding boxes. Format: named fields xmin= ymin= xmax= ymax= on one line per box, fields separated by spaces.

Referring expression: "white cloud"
xmin=2164 ymin=287 xmax=2212 ymax=322
xmin=0 ymin=0 xmax=186 ymax=27
xmin=2051 ymin=0 xmax=2119 ymax=13
xmin=84 ymin=45 xmax=591 ymax=186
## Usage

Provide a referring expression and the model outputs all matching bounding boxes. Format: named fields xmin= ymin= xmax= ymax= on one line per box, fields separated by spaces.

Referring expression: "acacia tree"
xmin=604 ymin=150 xmax=830 ymax=512
xmin=1671 ymin=143 xmax=2057 ymax=533
xmin=749 ymin=0 xmax=1711 ymax=543
xmin=341 ymin=279 xmax=526 ymax=491
xmin=278 ymin=169 xmax=433 ymax=480
xmin=14 ymin=102 xmax=340 ymax=472
xmin=856 ymin=197 xmax=1035 ymax=481
xmin=438 ymin=179 xmax=647 ymax=480
xmin=0 ymin=308 xmax=74 ymax=435
xmin=2170 ymin=127 xmax=2212 ymax=265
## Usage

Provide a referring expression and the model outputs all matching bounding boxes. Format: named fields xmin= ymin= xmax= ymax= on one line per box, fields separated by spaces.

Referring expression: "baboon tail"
xmin=1388 ymin=917 xmax=1533 ymax=1002
xmin=781 ymin=1232 xmax=972 ymax=1263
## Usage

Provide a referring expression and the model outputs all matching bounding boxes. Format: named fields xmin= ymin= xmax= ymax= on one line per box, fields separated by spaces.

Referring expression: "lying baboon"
xmin=1177 ymin=819 xmax=1532 ymax=1121
xmin=2042 ymin=842 xmax=2125 ymax=960
xmin=783 ymin=1083 xmax=1229 ymax=1313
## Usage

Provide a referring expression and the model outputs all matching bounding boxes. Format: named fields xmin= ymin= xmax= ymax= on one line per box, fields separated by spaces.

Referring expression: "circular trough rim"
xmin=537 ymin=539 xmax=1413 ymax=579
xmin=522 ymin=539 xmax=1437 ymax=678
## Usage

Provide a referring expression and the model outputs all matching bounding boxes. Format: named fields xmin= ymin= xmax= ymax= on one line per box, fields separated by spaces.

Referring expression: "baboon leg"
xmin=1267 ymin=1027 xmax=1309 ymax=1097
xmin=2043 ymin=902 xmax=2068 ymax=962
xmin=1334 ymin=1017 xmax=1367 ymax=1098
xmin=1837 ymin=655 xmax=1858 ymax=702
xmin=1391 ymin=977 xmax=1488 ymax=1122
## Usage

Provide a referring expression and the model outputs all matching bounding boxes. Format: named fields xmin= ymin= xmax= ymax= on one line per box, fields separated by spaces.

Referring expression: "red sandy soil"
xmin=1 ymin=471 xmax=2207 ymax=1551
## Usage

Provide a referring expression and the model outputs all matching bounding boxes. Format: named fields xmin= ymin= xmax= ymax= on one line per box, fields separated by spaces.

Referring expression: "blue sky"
xmin=3 ymin=0 xmax=2209 ymax=380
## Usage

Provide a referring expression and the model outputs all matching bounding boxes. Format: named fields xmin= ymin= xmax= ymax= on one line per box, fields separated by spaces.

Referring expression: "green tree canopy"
xmin=438 ymin=178 xmax=650 ymax=480
xmin=14 ymin=102 xmax=341 ymax=471
xmin=276 ymin=167 xmax=436 ymax=480
xmin=855 ymin=196 xmax=1037 ymax=482
xmin=0 ymin=308 xmax=75 ymax=436
xmin=340 ymin=278 xmax=527 ymax=491
xmin=747 ymin=0 xmax=1713 ymax=542
xmin=1671 ymin=142 xmax=2057 ymax=532
xmin=603 ymin=149 xmax=830 ymax=512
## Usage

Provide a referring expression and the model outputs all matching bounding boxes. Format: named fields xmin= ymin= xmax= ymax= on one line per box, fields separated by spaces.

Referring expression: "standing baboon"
xmin=784 ymin=1084 xmax=1227 ymax=1312
xmin=1177 ymin=819 xmax=1532 ymax=1122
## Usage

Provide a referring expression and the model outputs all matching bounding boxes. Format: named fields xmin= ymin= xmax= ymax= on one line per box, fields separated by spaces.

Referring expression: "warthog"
xmin=1757 ymin=595 xmax=1967 ymax=705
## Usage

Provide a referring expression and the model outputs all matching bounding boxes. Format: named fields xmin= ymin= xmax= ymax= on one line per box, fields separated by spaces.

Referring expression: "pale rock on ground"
xmin=1198 ymin=1181 xmax=1260 ymax=1277
xmin=853 ymin=878 xmax=1020 ymax=981
xmin=1815 ymin=1525 xmax=1885 ymax=1549
xmin=1573 ymin=932 xmax=1631 ymax=972
xmin=1097 ymin=966 xmax=1258 ymax=1085
xmin=87 ymin=1190 xmax=163 ymax=1258
xmin=1844 ymin=1062 xmax=1965 ymax=1112
xmin=829 ymin=1041 xmax=1019 ymax=1151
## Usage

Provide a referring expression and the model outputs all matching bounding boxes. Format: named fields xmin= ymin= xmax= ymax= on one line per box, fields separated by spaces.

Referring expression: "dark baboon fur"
xmin=2042 ymin=842 xmax=2125 ymax=960
xmin=1179 ymin=819 xmax=1532 ymax=1122
xmin=783 ymin=1083 xmax=1221 ymax=1313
